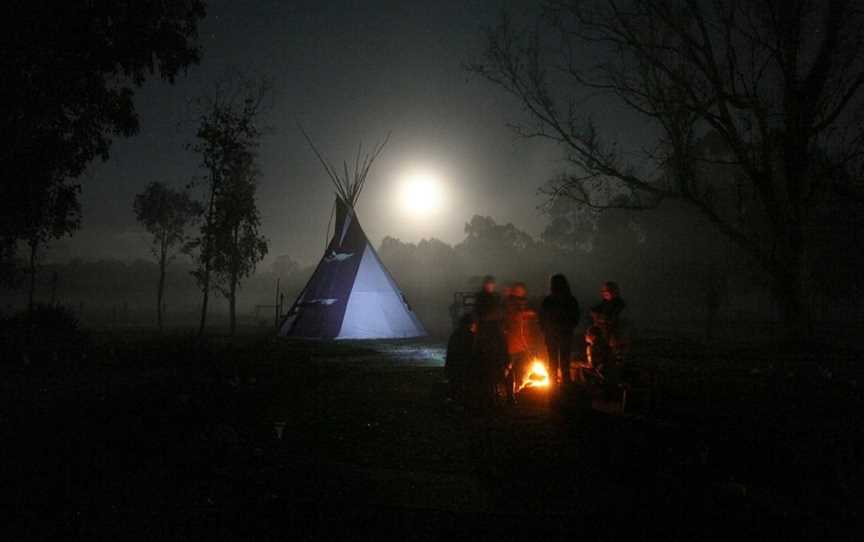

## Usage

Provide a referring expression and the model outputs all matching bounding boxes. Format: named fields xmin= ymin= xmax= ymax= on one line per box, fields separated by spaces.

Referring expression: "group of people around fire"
xmin=446 ymin=273 xmax=627 ymax=408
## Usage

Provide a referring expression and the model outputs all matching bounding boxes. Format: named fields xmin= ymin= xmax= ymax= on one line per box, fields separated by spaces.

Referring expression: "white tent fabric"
xmin=279 ymin=198 xmax=426 ymax=340
xmin=338 ymin=244 xmax=425 ymax=339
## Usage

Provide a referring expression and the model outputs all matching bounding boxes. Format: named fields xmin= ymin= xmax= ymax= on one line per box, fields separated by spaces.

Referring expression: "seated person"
xmin=445 ymin=313 xmax=475 ymax=401
xmin=585 ymin=281 xmax=628 ymax=396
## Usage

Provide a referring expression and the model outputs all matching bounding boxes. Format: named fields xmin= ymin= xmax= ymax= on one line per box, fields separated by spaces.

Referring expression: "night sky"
xmin=51 ymin=0 xmax=563 ymax=267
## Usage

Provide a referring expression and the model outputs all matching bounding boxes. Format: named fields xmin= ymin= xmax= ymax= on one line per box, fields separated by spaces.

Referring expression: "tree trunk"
xmin=157 ymin=234 xmax=166 ymax=333
xmin=274 ymin=277 xmax=281 ymax=329
xmin=777 ymin=277 xmax=805 ymax=342
xmin=27 ymin=239 xmax=38 ymax=314
xmin=198 ymin=272 xmax=210 ymax=336
xmin=771 ymin=257 xmax=807 ymax=346
xmin=228 ymin=226 xmax=239 ymax=336
xmin=229 ymin=274 xmax=237 ymax=335
xmin=50 ymin=271 xmax=58 ymax=306
xmin=198 ymin=171 xmax=218 ymax=337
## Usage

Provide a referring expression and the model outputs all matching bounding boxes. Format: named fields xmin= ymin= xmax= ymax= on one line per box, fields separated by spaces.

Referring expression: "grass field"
xmin=2 ymin=326 xmax=861 ymax=540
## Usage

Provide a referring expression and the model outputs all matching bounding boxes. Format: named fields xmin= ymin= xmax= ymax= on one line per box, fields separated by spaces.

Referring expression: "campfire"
xmin=519 ymin=358 xmax=550 ymax=391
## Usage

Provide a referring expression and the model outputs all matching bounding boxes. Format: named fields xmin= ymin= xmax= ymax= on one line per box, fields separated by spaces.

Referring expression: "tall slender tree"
xmin=188 ymin=80 xmax=268 ymax=335
xmin=133 ymin=182 xmax=202 ymax=332
xmin=210 ymin=159 xmax=268 ymax=335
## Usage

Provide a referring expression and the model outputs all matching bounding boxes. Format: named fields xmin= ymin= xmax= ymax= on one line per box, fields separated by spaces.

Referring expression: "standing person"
xmin=540 ymin=274 xmax=581 ymax=389
xmin=503 ymin=282 xmax=538 ymax=403
xmin=473 ymin=275 xmax=505 ymax=325
xmin=470 ymin=275 xmax=506 ymax=408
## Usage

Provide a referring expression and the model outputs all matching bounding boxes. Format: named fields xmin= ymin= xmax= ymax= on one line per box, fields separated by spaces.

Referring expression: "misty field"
xmin=2 ymin=326 xmax=860 ymax=540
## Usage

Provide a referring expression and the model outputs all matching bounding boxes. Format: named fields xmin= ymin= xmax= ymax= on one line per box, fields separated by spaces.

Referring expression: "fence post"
xmin=274 ymin=278 xmax=280 ymax=328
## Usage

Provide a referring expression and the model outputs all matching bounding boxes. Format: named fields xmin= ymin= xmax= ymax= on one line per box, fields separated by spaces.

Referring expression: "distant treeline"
xmin=0 ymin=257 xmax=306 ymax=329
xmin=2 ymin=206 xmax=861 ymax=341
xmin=380 ymin=205 xmax=862 ymax=342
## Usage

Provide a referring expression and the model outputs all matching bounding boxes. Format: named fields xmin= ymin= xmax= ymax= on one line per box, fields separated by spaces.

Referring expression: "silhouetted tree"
xmin=23 ymin=182 xmax=81 ymax=312
xmin=470 ymin=0 xmax=864 ymax=339
xmin=454 ymin=215 xmax=564 ymax=291
xmin=209 ymin=158 xmax=268 ymax=335
xmin=379 ymin=236 xmax=459 ymax=301
xmin=462 ymin=215 xmax=536 ymax=253
xmin=188 ymin=80 xmax=268 ymax=335
xmin=133 ymin=182 xmax=202 ymax=331
xmin=0 ymin=1 xmax=205 ymax=269
xmin=540 ymin=197 xmax=596 ymax=253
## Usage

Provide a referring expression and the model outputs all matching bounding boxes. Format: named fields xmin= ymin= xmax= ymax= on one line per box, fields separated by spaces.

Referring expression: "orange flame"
xmin=519 ymin=358 xmax=550 ymax=391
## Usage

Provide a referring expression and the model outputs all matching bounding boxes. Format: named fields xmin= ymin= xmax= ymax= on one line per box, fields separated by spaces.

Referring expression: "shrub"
xmin=0 ymin=304 xmax=89 ymax=367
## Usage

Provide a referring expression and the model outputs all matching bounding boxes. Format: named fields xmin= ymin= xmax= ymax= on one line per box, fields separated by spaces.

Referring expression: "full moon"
xmin=398 ymin=170 xmax=444 ymax=217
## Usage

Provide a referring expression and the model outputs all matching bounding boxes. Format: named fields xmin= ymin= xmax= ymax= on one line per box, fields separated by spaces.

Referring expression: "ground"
xmin=1 ymin=328 xmax=861 ymax=540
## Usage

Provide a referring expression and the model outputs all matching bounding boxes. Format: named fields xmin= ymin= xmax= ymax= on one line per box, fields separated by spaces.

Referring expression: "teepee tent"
xmin=279 ymin=130 xmax=426 ymax=340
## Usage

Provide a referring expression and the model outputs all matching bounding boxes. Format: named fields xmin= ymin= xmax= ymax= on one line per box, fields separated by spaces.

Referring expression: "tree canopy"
xmin=187 ymin=79 xmax=269 ymax=334
xmin=470 ymin=0 xmax=864 ymax=335
xmin=133 ymin=181 xmax=202 ymax=330
xmin=0 ymin=0 xmax=206 ymax=262
xmin=134 ymin=182 xmax=202 ymax=259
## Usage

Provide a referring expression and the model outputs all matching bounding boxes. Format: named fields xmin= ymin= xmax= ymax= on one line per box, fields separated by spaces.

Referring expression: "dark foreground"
xmin=2 ymin=329 xmax=861 ymax=540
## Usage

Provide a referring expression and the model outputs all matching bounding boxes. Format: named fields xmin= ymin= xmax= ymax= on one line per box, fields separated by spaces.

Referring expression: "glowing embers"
xmin=519 ymin=358 xmax=550 ymax=391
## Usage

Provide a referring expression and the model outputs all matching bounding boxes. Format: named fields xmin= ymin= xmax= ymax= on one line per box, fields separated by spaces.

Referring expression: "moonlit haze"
xmin=397 ymin=168 xmax=446 ymax=218
xmin=43 ymin=0 xmax=563 ymax=268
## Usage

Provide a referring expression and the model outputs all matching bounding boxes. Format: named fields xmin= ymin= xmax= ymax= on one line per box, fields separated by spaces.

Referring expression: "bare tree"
xmin=469 ymin=0 xmax=864 ymax=338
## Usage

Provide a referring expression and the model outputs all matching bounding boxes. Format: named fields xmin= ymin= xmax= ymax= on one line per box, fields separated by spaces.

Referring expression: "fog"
xmin=7 ymin=196 xmax=861 ymax=347
xmin=42 ymin=0 xmax=559 ymax=268
xmin=3 ymin=0 xmax=862 ymax=346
